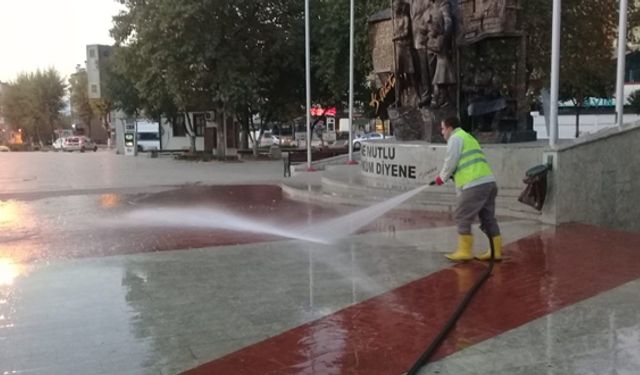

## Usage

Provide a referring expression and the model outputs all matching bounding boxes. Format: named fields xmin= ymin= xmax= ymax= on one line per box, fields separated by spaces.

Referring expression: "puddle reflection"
xmin=100 ymin=193 xmax=123 ymax=209
xmin=0 ymin=200 xmax=38 ymax=235
xmin=0 ymin=258 xmax=24 ymax=286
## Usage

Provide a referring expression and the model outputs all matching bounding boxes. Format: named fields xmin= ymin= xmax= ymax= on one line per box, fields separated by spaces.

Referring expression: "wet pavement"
xmin=0 ymin=151 xmax=284 ymax=198
xmin=185 ymin=223 xmax=640 ymax=375
xmin=0 ymin=185 xmax=455 ymax=263
xmin=1 ymin=152 xmax=639 ymax=375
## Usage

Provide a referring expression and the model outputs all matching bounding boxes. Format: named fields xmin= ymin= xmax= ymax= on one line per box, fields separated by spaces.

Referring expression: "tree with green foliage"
xmin=101 ymin=47 xmax=143 ymax=117
xmin=2 ymin=69 xmax=66 ymax=145
xmin=309 ymin=0 xmax=634 ymax=128
xmin=311 ymin=0 xmax=389 ymax=114
xmin=110 ymin=0 xmax=309 ymax=154
xmin=236 ymin=0 xmax=306 ymax=152
xmin=34 ymin=69 xmax=67 ymax=143
xmin=559 ymin=0 xmax=618 ymax=136
xmin=523 ymin=0 xmax=624 ymax=134
xmin=107 ymin=0 xmax=633 ymax=147
xmin=2 ymin=75 xmax=33 ymax=138
xmin=90 ymin=98 xmax=113 ymax=144
xmin=69 ymin=69 xmax=94 ymax=136
xmin=111 ymin=1 xmax=194 ymax=151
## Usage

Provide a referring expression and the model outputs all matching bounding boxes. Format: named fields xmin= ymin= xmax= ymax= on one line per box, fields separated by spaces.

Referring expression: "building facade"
xmin=86 ymin=45 xmax=113 ymax=100
xmin=84 ymin=45 xmax=115 ymax=143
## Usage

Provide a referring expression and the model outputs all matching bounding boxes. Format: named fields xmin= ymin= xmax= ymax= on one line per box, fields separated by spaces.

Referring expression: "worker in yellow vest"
xmin=432 ymin=117 xmax=502 ymax=261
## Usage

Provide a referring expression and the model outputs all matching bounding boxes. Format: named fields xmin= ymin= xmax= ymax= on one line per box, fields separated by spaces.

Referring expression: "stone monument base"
xmin=474 ymin=130 xmax=537 ymax=143
xmin=388 ymin=106 xmax=456 ymax=143
xmin=389 ymin=106 xmax=537 ymax=144
xmin=357 ymin=138 xmax=546 ymax=186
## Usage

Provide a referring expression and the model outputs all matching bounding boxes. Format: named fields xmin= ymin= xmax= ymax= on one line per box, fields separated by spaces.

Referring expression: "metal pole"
xmin=305 ymin=0 xmax=313 ymax=170
xmin=615 ymin=0 xmax=629 ymax=129
xmin=549 ymin=0 xmax=561 ymax=147
xmin=347 ymin=0 xmax=357 ymax=164
xmin=391 ymin=0 xmax=398 ymax=104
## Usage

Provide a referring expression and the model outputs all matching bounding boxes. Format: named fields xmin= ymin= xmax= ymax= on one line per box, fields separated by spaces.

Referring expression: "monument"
xmin=368 ymin=0 xmax=537 ymax=143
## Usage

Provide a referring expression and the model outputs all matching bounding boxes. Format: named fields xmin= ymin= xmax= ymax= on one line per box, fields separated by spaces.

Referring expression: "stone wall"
xmin=542 ymin=122 xmax=640 ymax=231
xmin=532 ymin=112 xmax=640 ymax=139
xmin=359 ymin=139 xmax=544 ymax=188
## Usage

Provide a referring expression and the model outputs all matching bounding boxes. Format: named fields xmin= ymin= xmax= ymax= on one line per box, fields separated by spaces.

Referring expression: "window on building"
xmin=90 ymin=84 xmax=98 ymax=94
xmin=89 ymin=48 xmax=96 ymax=58
xmin=137 ymin=132 xmax=159 ymax=141
xmin=193 ymin=113 xmax=205 ymax=137
xmin=172 ymin=115 xmax=187 ymax=137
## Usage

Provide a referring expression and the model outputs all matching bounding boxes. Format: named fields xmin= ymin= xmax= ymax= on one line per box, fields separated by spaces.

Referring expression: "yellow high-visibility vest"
xmin=452 ymin=129 xmax=493 ymax=188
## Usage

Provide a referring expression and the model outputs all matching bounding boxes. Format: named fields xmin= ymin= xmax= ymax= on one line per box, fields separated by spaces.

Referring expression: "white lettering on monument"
xmin=361 ymin=144 xmax=416 ymax=179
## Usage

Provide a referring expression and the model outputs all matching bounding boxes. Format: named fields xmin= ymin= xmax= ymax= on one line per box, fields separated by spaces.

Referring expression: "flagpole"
xmin=615 ymin=0 xmax=629 ymax=129
xmin=549 ymin=0 xmax=561 ymax=147
xmin=347 ymin=0 xmax=358 ymax=164
xmin=305 ymin=0 xmax=314 ymax=170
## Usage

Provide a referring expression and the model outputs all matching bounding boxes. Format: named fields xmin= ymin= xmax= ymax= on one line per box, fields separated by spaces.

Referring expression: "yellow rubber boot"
xmin=475 ymin=235 xmax=502 ymax=261
xmin=445 ymin=234 xmax=474 ymax=261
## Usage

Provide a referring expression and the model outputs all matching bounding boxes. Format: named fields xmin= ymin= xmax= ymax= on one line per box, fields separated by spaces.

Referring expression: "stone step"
xmin=283 ymin=144 xmax=544 ymax=221
xmin=281 ymin=169 xmax=542 ymax=221
xmin=282 ymin=181 xmax=541 ymax=221
xmin=321 ymin=170 xmax=523 ymax=197
xmin=321 ymin=164 xmax=525 ymax=196
xmin=290 ymin=152 xmax=361 ymax=175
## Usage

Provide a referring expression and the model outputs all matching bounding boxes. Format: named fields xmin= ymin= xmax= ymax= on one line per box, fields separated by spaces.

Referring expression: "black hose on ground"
xmin=404 ymin=234 xmax=496 ymax=375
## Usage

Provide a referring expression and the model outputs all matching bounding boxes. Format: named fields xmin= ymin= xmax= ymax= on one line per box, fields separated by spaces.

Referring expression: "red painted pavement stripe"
xmin=182 ymin=223 xmax=640 ymax=375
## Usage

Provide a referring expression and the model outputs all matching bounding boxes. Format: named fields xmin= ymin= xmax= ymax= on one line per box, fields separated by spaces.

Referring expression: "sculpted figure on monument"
xmin=426 ymin=0 xmax=456 ymax=108
xmin=392 ymin=0 xmax=417 ymax=106
xmin=370 ymin=0 xmax=536 ymax=142
xmin=483 ymin=0 xmax=504 ymax=18
xmin=463 ymin=57 xmax=507 ymax=131
xmin=410 ymin=0 xmax=433 ymax=107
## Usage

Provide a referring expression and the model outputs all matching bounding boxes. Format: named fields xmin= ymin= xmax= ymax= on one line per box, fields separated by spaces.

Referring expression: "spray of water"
xmin=124 ymin=207 xmax=326 ymax=243
xmin=119 ymin=185 xmax=429 ymax=244
xmin=109 ymin=185 xmax=431 ymax=297
xmin=297 ymin=185 xmax=428 ymax=243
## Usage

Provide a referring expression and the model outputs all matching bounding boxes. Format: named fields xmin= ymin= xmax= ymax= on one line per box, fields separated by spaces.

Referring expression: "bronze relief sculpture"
xmin=369 ymin=0 xmax=536 ymax=143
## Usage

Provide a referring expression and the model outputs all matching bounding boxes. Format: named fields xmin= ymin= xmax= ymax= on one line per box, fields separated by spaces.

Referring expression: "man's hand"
xmin=429 ymin=176 xmax=444 ymax=186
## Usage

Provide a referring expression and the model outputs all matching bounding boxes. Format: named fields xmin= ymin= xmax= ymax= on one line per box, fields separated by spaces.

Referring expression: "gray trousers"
xmin=454 ymin=182 xmax=501 ymax=236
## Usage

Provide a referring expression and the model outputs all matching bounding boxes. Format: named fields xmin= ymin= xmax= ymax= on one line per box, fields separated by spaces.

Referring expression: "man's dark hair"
xmin=442 ymin=117 xmax=461 ymax=129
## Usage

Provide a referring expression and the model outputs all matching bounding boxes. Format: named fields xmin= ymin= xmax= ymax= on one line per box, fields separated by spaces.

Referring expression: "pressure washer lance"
xmin=402 ymin=231 xmax=497 ymax=375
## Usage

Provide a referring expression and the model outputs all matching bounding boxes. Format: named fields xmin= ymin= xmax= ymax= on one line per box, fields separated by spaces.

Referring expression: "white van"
xmin=136 ymin=120 xmax=160 ymax=152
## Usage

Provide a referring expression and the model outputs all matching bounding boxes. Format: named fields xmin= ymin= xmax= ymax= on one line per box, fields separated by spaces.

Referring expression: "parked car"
xmin=250 ymin=132 xmax=280 ymax=148
xmin=264 ymin=133 xmax=280 ymax=146
xmin=352 ymin=132 xmax=384 ymax=150
xmin=63 ymin=136 xmax=97 ymax=152
xmin=0 ymin=145 xmax=10 ymax=152
xmin=53 ymin=138 xmax=65 ymax=151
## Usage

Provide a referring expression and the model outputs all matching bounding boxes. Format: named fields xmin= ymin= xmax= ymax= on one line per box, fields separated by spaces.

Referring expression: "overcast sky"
xmin=0 ymin=0 xmax=124 ymax=83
